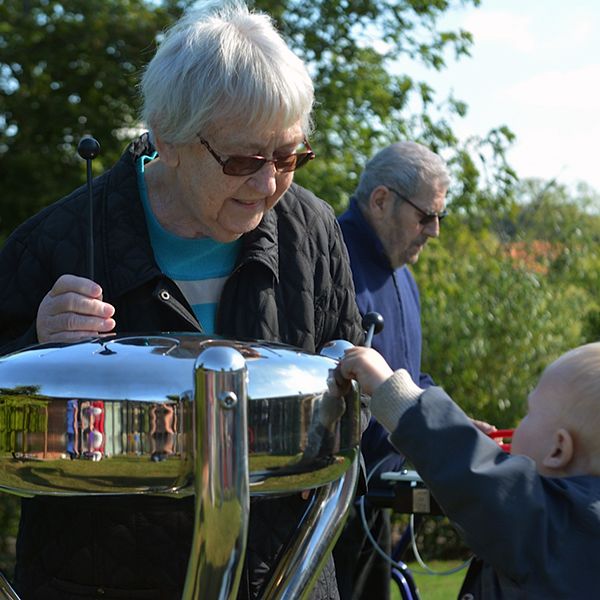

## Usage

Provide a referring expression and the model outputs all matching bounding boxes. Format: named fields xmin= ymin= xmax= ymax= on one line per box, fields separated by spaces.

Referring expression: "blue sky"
xmin=400 ymin=0 xmax=600 ymax=193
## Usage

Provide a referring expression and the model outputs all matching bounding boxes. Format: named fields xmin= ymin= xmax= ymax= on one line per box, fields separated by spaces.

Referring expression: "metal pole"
xmin=182 ymin=345 xmax=249 ymax=600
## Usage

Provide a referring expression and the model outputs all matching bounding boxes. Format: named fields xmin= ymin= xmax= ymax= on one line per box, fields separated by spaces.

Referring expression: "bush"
xmin=415 ymin=220 xmax=589 ymax=428
xmin=392 ymin=513 xmax=471 ymax=562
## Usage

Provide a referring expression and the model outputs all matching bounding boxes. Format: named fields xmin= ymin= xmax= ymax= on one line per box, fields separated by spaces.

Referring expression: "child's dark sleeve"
xmin=386 ymin=387 xmax=588 ymax=583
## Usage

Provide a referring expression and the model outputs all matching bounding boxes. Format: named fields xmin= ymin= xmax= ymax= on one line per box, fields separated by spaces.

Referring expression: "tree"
xmin=414 ymin=175 xmax=600 ymax=428
xmin=500 ymin=178 xmax=600 ymax=343
xmin=415 ymin=216 xmax=592 ymax=428
xmin=254 ymin=0 xmax=517 ymax=215
xmin=0 ymin=0 xmax=181 ymax=238
xmin=1 ymin=0 xmax=517 ymax=240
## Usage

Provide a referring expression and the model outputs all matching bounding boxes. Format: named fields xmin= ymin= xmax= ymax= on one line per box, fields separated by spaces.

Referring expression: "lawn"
xmin=391 ymin=560 xmax=469 ymax=600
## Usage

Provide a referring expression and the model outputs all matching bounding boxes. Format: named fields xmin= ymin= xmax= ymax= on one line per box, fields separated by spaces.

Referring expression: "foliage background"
xmin=1 ymin=0 xmax=599 ymax=572
xmin=417 ymin=180 xmax=600 ymax=427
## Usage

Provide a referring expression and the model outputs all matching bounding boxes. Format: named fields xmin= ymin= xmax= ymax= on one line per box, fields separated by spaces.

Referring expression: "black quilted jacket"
xmin=0 ymin=135 xmax=364 ymax=599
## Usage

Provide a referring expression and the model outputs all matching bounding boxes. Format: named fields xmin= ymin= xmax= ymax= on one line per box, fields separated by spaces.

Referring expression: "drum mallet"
xmin=77 ymin=136 xmax=101 ymax=280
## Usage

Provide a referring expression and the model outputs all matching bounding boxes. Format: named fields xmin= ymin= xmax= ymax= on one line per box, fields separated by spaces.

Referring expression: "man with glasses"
xmin=333 ymin=141 xmax=449 ymax=600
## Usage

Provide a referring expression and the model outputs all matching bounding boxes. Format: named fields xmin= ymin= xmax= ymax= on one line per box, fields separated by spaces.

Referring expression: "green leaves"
xmin=1 ymin=0 xmax=515 ymax=233
xmin=255 ymin=0 xmax=510 ymax=216
xmin=416 ymin=188 xmax=600 ymax=427
xmin=0 ymin=0 xmax=177 ymax=236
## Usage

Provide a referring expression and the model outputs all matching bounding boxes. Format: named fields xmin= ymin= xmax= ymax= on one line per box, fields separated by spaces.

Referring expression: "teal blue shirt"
xmin=137 ymin=154 xmax=240 ymax=333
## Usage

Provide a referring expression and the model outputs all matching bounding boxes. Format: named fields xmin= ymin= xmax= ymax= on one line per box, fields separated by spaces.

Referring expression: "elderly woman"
xmin=0 ymin=2 xmax=363 ymax=598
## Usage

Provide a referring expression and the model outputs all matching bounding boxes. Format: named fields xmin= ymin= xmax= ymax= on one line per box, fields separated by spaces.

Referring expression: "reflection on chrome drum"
xmin=0 ymin=334 xmax=360 ymax=599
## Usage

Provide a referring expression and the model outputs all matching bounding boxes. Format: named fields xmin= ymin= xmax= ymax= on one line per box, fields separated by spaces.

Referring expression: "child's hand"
xmin=336 ymin=347 xmax=394 ymax=396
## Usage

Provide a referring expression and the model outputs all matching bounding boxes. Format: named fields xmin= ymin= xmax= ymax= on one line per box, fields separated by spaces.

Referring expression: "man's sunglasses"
xmin=388 ymin=187 xmax=448 ymax=226
xmin=198 ymin=135 xmax=315 ymax=177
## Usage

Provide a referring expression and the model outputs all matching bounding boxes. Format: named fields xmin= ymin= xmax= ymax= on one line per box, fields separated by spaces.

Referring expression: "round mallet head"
xmin=362 ymin=311 xmax=384 ymax=347
xmin=77 ymin=137 xmax=101 ymax=160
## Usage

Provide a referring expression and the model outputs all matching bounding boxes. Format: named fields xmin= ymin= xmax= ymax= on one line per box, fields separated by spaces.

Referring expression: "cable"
xmin=359 ymin=459 xmax=472 ymax=577
xmin=358 ymin=457 xmax=408 ymax=571
xmin=408 ymin=514 xmax=472 ymax=575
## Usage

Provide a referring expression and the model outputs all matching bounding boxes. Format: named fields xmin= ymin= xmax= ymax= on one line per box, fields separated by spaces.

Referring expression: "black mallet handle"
xmin=77 ymin=137 xmax=101 ymax=280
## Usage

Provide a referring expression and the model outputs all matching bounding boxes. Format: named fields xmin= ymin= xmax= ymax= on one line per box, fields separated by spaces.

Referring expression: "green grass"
xmin=391 ymin=560 xmax=468 ymax=600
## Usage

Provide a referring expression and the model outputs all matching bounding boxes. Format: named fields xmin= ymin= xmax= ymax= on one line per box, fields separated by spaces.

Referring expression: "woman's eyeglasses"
xmin=198 ymin=135 xmax=315 ymax=177
xmin=388 ymin=187 xmax=448 ymax=226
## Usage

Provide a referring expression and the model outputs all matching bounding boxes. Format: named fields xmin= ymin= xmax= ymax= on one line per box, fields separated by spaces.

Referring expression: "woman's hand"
xmin=36 ymin=274 xmax=116 ymax=343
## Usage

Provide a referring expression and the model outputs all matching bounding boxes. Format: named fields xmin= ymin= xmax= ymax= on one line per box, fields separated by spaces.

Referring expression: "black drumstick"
xmin=77 ymin=137 xmax=101 ymax=280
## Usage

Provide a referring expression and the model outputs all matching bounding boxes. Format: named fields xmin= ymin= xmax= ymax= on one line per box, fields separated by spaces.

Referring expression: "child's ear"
xmin=153 ymin=134 xmax=180 ymax=168
xmin=542 ymin=428 xmax=573 ymax=471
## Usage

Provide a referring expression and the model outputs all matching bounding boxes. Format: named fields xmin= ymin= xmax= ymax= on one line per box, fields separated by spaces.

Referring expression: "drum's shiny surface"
xmin=0 ymin=334 xmax=360 ymax=496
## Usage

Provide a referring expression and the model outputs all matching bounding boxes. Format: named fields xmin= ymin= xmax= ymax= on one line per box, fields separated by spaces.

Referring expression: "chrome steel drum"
xmin=0 ymin=333 xmax=360 ymax=600
xmin=0 ymin=334 xmax=359 ymax=496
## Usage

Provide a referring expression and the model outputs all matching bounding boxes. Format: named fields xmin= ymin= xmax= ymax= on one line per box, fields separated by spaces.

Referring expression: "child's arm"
xmin=382 ymin=385 xmax=590 ymax=584
xmin=338 ymin=348 xmax=589 ymax=585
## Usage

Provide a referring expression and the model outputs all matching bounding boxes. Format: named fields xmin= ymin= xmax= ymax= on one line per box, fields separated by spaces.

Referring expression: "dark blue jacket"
xmin=383 ymin=384 xmax=600 ymax=599
xmin=338 ymin=198 xmax=434 ymax=475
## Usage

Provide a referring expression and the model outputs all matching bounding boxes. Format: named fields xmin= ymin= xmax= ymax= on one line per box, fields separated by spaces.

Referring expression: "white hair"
xmin=140 ymin=0 xmax=314 ymax=143
xmin=355 ymin=141 xmax=450 ymax=205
